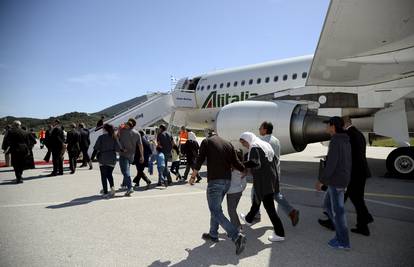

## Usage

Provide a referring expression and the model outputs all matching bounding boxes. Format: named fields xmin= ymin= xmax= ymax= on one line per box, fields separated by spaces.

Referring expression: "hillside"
xmin=0 ymin=94 xmax=150 ymax=132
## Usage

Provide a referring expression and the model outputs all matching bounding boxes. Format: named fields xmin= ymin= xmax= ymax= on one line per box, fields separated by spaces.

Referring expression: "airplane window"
xmin=292 ymin=73 xmax=297 ymax=80
xmin=249 ymin=79 xmax=253 ymax=85
xmin=226 ymin=82 xmax=231 ymax=88
xmin=265 ymin=77 xmax=270 ymax=83
xmin=283 ymin=74 xmax=288 ymax=81
xmin=213 ymin=84 xmax=217 ymax=89
xmin=233 ymin=81 xmax=238 ymax=87
xmin=201 ymin=86 xmax=204 ymax=90
xmin=274 ymin=76 xmax=279 ymax=82
xmin=207 ymin=85 xmax=211 ymax=90
xmin=220 ymin=83 xmax=224 ymax=89
xmin=302 ymin=72 xmax=307 ymax=78
xmin=241 ymin=80 xmax=245 ymax=86
xmin=257 ymin=78 xmax=261 ymax=84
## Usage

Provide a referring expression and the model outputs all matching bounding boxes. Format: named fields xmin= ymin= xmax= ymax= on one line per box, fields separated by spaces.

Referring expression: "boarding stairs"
xmin=88 ymin=92 xmax=175 ymax=155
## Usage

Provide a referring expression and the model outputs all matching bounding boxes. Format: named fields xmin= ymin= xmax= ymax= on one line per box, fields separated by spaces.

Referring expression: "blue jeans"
xmin=148 ymin=155 xmax=155 ymax=175
xmin=207 ymin=179 xmax=239 ymax=241
xmin=119 ymin=156 xmax=132 ymax=190
xmin=158 ymin=166 xmax=165 ymax=184
xmin=324 ymin=186 xmax=350 ymax=247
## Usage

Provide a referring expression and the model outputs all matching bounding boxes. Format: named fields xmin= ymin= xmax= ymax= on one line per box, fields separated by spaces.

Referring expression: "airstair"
xmin=88 ymin=92 xmax=175 ymax=155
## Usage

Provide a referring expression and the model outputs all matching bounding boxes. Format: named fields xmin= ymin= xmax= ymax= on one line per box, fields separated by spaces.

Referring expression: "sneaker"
xmin=318 ymin=218 xmax=335 ymax=231
xmin=146 ymin=181 xmax=151 ymax=190
xmin=108 ymin=187 xmax=115 ymax=198
xmin=328 ymin=238 xmax=350 ymax=250
xmin=240 ymin=213 xmax=252 ymax=226
xmin=99 ymin=189 xmax=105 ymax=195
xmin=268 ymin=232 xmax=285 ymax=242
xmin=201 ymin=233 xmax=219 ymax=243
xmin=289 ymin=209 xmax=300 ymax=226
xmin=119 ymin=184 xmax=127 ymax=191
xmin=196 ymin=177 xmax=202 ymax=183
xmin=124 ymin=188 xmax=134 ymax=196
xmin=164 ymin=181 xmax=168 ymax=188
xmin=235 ymin=233 xmax=247 ymax=255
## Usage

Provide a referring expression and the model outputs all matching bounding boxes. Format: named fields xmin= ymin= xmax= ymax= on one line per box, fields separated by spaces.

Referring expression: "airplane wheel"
xmin=386 ymin=147 xmax=414 ymax=178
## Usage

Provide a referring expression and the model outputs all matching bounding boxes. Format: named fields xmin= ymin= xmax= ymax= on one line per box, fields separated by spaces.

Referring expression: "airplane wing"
xmin=306 ymin=0 xmax=414 ymax=87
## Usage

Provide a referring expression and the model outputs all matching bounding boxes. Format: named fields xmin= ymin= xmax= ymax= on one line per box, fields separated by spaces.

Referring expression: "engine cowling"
xmin=216 ymin=100 xmax=330 ymax=154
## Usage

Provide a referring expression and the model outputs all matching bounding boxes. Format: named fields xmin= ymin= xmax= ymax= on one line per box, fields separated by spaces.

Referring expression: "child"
xmin=170 ymin=144 xmax=182 ymax=180
xmin=156 ymin=146 xmax=167 ymax=187
xmin=148 ymin=140 xmax=156 ymax=175
xmin=226 ymin=150 xmax=247 ymax=231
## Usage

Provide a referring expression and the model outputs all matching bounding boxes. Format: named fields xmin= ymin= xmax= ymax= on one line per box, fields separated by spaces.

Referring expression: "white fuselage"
xmin=171 ymin=55 xmax=313 ymax=129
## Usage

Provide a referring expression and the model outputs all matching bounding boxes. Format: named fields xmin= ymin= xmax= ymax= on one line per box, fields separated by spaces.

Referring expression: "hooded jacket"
xmin=319 ymin=133 xmax=352 ymax=188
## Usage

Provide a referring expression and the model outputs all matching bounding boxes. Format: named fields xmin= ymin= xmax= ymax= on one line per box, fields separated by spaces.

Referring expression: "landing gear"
xmin=386 ymin=147 xmax=414 ymax=178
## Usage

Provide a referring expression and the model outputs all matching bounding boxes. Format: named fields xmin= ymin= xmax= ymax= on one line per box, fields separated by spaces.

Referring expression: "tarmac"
xmin=0 ymin=137 xmax=413 ymax=267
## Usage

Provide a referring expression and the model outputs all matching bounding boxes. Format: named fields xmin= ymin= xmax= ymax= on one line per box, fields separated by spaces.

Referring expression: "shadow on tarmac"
xmin=148 ymin=226 xmax=274 ymax=267
xmin=46 ymin=195 xmax=104 ymax=209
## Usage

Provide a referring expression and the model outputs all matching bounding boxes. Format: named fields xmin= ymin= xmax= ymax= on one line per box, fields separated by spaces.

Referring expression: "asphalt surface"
xmin=0 ymin=138 xmax=413 ymax=267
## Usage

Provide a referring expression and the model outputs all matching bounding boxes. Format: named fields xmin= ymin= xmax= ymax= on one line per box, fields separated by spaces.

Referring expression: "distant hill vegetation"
xmin=0 ymin=94 xmax=150 ymax=132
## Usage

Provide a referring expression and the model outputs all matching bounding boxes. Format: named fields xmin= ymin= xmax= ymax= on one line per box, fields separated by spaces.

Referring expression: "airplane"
xmin=90 ymin=0 xmax=414 ymax=178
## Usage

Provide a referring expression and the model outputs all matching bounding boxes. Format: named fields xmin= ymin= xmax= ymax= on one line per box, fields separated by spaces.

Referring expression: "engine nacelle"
xmin=216 ymin=100 xmax=330 ymax=154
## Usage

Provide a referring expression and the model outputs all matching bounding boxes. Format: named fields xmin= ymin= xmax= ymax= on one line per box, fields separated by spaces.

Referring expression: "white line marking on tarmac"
xmin=0 ymin=191 xmax=206 ymax=208
xmin=365 ymin=198 xmax=414 ymax=211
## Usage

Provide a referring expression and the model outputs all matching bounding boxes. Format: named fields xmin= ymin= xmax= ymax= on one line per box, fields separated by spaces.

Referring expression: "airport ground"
xmin=0 ymin=137 xmax=413 ymax=267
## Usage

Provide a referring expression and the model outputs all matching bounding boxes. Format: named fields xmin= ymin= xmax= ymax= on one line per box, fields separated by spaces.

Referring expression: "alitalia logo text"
xmin=201 ymin=91 xmax=258 ymax=109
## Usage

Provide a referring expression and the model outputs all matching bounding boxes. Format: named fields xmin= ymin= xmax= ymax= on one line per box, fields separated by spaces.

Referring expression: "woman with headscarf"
xmin=239 ymin=132 xmax=285 ymax=242
xmin=182 ymin=131 xmax=201 ymax=182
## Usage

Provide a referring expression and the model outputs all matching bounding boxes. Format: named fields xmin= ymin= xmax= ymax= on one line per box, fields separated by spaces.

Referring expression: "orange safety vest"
xmin=39 ymin=130 xmax=46 ymax=139
xmin=179 ymin=131 xmax=188 ymax=144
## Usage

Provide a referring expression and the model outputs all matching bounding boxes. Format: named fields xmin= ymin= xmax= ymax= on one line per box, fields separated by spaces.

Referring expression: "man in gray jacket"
xmin=316 ymin=116 xmax=351 ymax=250
xmin=118 ymin=119 xmax=143 ymax=196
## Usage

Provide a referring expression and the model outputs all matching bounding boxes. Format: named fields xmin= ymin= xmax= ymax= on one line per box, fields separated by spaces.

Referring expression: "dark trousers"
xmin=163 ymin=153 xmax=172 ymax=183
xmin=345 ymin=177 xmax=373 ymax=227
xmin=44 ymin=149 xmax=51 ymax=162
xmin=14 ymin=167 xmax=23 ymax=181
xmin=99 ymin=165 xmax=114 ymax=194
xmin=183 ymin=163 xmax=200 ymax=180
xmin=133 ymin=165 xmax=151 ymax=185
xmin=51 ymin=149 xmax=63 ymax=174
xmin=246 ymin=193 xmax=285 ymax=237
xmin=68 ymin=151 xmax=79 ymax=173
xmin=81 ymin=147 xmax=90 ymax=164
xmin=170 ymin=161 xmax=181 ymax=178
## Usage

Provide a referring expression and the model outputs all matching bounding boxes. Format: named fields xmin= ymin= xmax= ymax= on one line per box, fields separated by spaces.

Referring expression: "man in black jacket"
xmin=2 ymin=121 xmax=30 ymax=183
xmin=343 ymin=116 xmax=374 ymax=236
xmin=49 ymin=119 xmax=65 ymax=176
xmin=190 ymin=132 xmax=247 ymax=255
xmin=66 ymin=123 xmax=81 ymax=174
xmin=79 ymin=123 xmax=92 ymax=169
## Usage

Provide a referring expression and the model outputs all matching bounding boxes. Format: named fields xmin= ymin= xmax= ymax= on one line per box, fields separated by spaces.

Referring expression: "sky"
xmin=0 ymin=0 xmax=330 ymax=119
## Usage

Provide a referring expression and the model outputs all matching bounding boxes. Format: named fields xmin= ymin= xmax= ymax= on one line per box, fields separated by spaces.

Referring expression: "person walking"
xmin=133 ymin=130 xmax=152 ymax=189
xmin=94 ymin=124 xmax=120 ymax=198
xmin=170 ymin=144 xmax=182 ymax=180
xmin=226 ymin=150 xmax=247 ymax=232
xmin=156 ymin=146 xmax=167 ymax=187
xmin=79 ymin=123 xmax=92 ymax=169
xmin=26 ymin=128 xmax=37 ymax=169
xmin=190 ymin=131 xmax=247 ymax=255
xmin=316 ymin=116 xmax=352 ymax=250
xmin=66 ymin=123 xmax=81 ymax=174
xmin=239 ymin=132 xmax=286 ymax=242
xmin=1 ymin=125 xmax=11 ymax=167
xmin=43 ymin=125 xmax=52 ymax=162
xmin=156 ymin=124 xmax=174 ymax=185
xmin=258 ymin=121 xmax=300 ymax=226
xmin=118 ymin=119 xmax=143 ymax=196
xmin=343 ymin=116 xmax=374 ymax=236
xmin=49 ymin=120 xmax=65 ymax=176
xmin=182 ymin=131 xmax=201 ymax=182
xmin=2 ymin=121 xmax=30 ymax=183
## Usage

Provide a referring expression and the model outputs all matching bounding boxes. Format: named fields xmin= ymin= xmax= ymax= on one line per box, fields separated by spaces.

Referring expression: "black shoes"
xmin=196 ymin=177 xmax=202 ymax=183
xmin=289 ymin=209 xmax=300 ymax=226
xmin=351 ymin=226 xmax=370 ymax=236
xmin=318 ymin=218 xmax=335 ymax=231
xmin=202 ymin=233 xmax=219 ymax=243
xmin=235 ymin=233 xmax=247 ymax=255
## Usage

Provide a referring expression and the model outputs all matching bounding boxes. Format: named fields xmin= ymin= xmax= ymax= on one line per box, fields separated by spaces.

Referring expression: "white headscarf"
xmin=240 ymin=132 xmax=274 ymax=162
xmin=188 ymin=131 xmax=197 ymax=141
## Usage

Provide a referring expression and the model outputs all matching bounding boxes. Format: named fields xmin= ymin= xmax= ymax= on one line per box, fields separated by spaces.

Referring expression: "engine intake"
xmin=216 ymin=100 xmax=330 ymax=154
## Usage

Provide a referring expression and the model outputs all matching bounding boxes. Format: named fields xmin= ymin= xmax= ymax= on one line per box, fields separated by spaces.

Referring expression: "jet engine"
xmin=216 ymin=100 xmax=330 ymax=154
